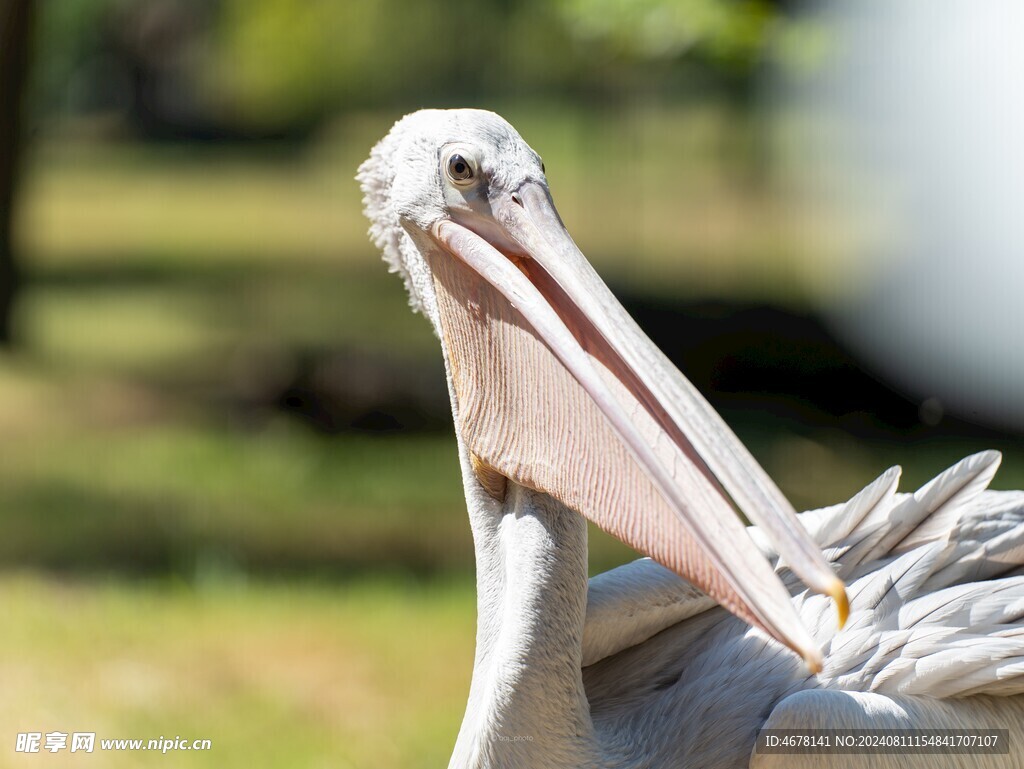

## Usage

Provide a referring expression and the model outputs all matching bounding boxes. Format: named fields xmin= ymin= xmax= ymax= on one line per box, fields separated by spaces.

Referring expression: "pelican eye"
xmin=446 ymin=153 xmax=475 ymax=184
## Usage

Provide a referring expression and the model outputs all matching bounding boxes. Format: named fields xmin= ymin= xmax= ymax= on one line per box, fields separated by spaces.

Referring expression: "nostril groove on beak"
xmin=511 ymin=193 xmax=524 ymax=207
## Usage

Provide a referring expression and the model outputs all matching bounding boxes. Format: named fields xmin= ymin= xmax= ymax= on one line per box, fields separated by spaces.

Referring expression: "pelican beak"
xmin=428 ymin=180 xmax=846 ymax=670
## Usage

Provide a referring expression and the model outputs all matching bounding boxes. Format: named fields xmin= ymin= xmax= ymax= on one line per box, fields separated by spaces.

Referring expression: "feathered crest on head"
xmin=356 ymin=114 xmax=433 ymax=319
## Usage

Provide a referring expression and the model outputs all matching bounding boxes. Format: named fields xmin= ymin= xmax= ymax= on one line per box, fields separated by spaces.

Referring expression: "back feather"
xmin=780 ymin=452 xmax=1024 ymax=698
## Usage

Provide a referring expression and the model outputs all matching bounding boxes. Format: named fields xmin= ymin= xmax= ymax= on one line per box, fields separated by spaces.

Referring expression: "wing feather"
xmin=752 ymin=690 xmax=1024 ymax=769
xmin=586 ymin=453 xmax=1024 ymax=703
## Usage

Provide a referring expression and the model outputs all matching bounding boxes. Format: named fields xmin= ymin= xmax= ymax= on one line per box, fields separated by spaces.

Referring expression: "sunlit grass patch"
xmin=19 ymin=140 xmax=370 ymax=268
xmin=0 ymin=573 xmax=475 ymax=769
xmin=20 ymin=105 xmax=834 ymax=302
xmin=21 ymin=286 xmax=225 ymax=372
xmin=0 ymin=419 xmax=470 ymax=576
xmin=20 ymin=263 xmax=436 ymax=378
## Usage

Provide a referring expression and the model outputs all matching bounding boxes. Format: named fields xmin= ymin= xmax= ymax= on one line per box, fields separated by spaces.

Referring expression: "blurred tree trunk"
xmin=0 ymin=0 xmax=34 ymax=345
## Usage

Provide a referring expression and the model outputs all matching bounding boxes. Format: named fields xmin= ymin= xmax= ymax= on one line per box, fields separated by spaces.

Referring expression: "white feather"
xmin=582 ymin=456 xmax=1024 ymax=766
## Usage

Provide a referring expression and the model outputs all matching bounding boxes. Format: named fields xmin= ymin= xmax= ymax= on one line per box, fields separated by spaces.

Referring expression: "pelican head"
xmin=358 ymin=108 xmax=847 ymax=669
xmin=358 ymin=109 xmax=547 ymax=330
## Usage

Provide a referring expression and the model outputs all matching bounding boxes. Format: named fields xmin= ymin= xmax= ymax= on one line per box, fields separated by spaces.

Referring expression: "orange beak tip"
xmin=829 ymin=579 xmax=850 ymax=630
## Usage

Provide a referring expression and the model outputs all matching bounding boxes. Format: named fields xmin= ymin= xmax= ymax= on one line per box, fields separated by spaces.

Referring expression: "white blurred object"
xmin=793 ymin=0 xmax=1024 ymax=430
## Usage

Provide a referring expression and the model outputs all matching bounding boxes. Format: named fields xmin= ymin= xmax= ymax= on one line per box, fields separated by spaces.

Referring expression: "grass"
xmin=21 ymin=105 xmax=837 ymax=301
xmin=0 ymin=573 xmax=475 ymax=769
xmin=1 ymin=355 xmax=1020 ymax=581
xmin=0 ymin=360 xmax=643 ymax=577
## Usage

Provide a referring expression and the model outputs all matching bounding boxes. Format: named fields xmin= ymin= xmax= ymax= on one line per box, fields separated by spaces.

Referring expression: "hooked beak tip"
xmin=799 ymin=579 xmax=847 ymax=675
xmin=829 ymin=579 xmax=850 ymax=630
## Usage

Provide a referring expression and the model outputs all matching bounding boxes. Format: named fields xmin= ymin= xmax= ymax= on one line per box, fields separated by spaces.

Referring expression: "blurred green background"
xmin=0 ymin=1 xmax=1020 ymax=767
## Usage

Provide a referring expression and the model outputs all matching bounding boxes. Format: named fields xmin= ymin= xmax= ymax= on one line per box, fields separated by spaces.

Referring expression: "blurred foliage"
xmin=31 ymin=0 xmax=579 ymax=132
xmin=207 ymin=0 xmax=581 ymax=129
xmin=9 ymin=106 xmax=1024 ymax=580
xmin=29 ymin=0 xmax=832 ymax=135
xmin=31 ymin=0 xmax=119 ymax=114
xmin=557 ymin=0 xmax=775 ymax=65
xmin=556 ymin=0 xmax=832 ymax=75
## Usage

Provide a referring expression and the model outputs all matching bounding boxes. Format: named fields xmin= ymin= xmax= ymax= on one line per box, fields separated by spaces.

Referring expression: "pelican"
xmin=357 ymin=109 xmax=1024 ymax=768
